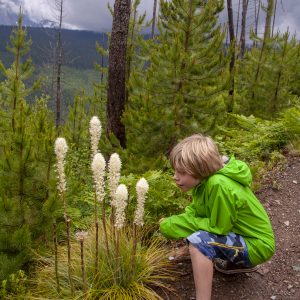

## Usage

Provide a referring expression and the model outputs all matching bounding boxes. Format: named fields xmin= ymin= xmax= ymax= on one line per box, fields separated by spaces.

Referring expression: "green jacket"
xmin=160 ymin=156 xmax=275 ymax=266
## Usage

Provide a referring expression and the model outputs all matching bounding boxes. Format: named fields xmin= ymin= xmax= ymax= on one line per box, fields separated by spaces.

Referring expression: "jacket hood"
xmin=215 ymin=156 xmax=252 ymax=187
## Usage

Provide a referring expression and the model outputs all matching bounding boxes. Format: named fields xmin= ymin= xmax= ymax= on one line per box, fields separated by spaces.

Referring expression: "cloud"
xmin=1 ymin=0 xmax=299 ymax=36
xmin=0 ymin=0 xmax=20 ymax=14
xmin=6 ymin=0 xmax=155 ymax=32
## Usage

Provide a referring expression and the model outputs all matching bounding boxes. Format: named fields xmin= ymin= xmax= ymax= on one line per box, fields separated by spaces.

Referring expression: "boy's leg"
xmin=189 ymin=244 xmax=213 ymax=300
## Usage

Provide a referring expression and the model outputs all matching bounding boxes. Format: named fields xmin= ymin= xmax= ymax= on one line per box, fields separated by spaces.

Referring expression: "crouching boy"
xmin=160 ymin=134 xmax=275 ymax=300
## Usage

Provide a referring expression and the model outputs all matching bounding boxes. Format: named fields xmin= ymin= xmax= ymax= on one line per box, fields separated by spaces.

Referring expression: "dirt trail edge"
xmin=162 ymin=155 xmax=300 ymax=300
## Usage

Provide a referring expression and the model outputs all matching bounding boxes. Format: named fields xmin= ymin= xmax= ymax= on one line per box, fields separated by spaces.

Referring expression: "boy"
xmin=160 ymin=134 xmax=275 ymax=300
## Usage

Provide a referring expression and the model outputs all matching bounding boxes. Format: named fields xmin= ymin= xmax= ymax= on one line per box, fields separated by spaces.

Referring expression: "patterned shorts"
xmin=187 ymin=230 xmax=252 ymax=267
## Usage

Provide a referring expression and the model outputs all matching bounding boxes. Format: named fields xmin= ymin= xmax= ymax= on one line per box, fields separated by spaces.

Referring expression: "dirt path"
xmin=162 ymin=155 xmax=300 ymax=300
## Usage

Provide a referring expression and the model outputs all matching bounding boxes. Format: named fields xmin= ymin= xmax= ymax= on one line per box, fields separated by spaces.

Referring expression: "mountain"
xmin=0 ymin=25 xmax=108 ymax=69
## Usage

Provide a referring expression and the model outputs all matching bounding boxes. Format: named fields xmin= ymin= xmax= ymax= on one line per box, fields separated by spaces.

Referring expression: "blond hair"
xmin=170 ymin=134 xmax=223 ymax=179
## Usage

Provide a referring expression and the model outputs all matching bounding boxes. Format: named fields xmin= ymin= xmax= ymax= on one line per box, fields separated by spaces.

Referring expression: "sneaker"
xmin=214 ymin=260 xmax=258 ymax=274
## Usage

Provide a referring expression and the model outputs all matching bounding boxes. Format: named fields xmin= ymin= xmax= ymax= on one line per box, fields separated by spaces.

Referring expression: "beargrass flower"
xmin=89 ymin=116 xmax=102 ymax=157
xmin=54 ymin=137 xmax=68 ymax=196
xmin=114 ymin=184 xmax=128 ymax=230
xmin=91 ymin=153 xmax=106 ymax=203
xmin=75 ymin=231 xmax=88 ymax=242
xmin=134 ymin=178 xmax=149 ymax=227
xmin=108 ymin=153 xmax=122 ymax=206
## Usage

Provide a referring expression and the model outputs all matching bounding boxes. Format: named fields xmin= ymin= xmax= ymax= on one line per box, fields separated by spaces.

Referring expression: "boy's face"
xmin=173 ymin=169 xmax=200 ymax=192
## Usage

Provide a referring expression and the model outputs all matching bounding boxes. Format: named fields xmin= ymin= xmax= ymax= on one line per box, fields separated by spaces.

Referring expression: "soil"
xmin=159 ymin=154 xmax=300 ymax=300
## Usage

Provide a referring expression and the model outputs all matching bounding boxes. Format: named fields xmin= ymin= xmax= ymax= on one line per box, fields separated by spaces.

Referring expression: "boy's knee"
xmin=189 ymin=243 xmax=200 ymax=255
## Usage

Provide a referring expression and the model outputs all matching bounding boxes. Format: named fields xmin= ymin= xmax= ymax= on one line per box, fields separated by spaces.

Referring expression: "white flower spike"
xmin=134 ymin=178 xmax=149 ymax=227
xmin=92 ymin=153 xmax=106 ymax=203
xmin=114 ymin=184 xmax=128 ymax=230
xmin=89 ymin=116 xmax=102 ymax=157
xmin=54 ymin=137 xmax=68 ymax=195
xmin=75 ymin=231 xmax=88 ymax=242
xmin=108 ymin=153 xmax=122 ymax=206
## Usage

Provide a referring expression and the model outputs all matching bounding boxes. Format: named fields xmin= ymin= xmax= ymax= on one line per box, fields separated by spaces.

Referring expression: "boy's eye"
xmin=176 ymin=171 xmax=186 ymax=176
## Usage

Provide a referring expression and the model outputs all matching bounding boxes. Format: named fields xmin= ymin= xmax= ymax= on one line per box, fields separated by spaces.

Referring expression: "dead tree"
xmin=271 ymin=0 xmax=278 ymax=37
xmin=55 ymin=0 xmax=63 ymax=128
xmin=107 ymin=0 xmax=131 ymax=148
xmin=226 ymin=0 xmax=235 ymax=112
xmin=239 ymin=0 xmax=249 ymax=59
xmin=151 ymin=0 xmax=158 ymax=39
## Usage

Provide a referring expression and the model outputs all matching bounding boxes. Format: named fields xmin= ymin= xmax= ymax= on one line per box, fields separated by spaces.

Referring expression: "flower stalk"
xmin=132 ymin=178 xmax=149 ymax=273
xmin=54 ymin=137 xmax=73 ymax=294
xmin=114 ymin=183 xmax=128 ymax=279
xmin=53 ymin=221 xmax=60 ymax=293
xmin=108 ymin=153 xmax=122 ymax=241
xmin=76 ymin=231 xmax=88 ymax=295
xmin=91 ymin=153 xmax=108 ymax=265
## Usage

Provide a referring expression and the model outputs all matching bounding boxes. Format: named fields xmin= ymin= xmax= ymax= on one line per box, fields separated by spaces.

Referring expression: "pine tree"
xmin=236 ymin=31 xmax=298 ymax=118
xmin=124 ymin=0 xmax=228 ymax=168
xmin=0 ymin=13 xmax=55 ymax=279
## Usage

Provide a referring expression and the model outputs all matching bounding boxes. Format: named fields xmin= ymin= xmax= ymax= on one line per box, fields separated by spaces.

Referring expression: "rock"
xmin=257 ymin=266 xmax=270 ymax=275
xmin=168 ymin=256 xmax=175 ymax=261
xmin=270 ymin=296 xmax=276 ymax=300
xmin=283 ymin=221 xmax=290 ymax=226
xmin=292 ymin=180 xmax=298 ymax=184
xmin=287 ymin=284 xmax=293 ymax=290
xmin=292 ymin=265 xmax=300 ymax=272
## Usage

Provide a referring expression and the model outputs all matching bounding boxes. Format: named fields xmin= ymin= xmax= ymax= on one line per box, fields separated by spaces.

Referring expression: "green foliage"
xmin=216 ymin=114 xmax=289 ymax=162
xmin=0 ymin=270 xmax=29 ymax=299
xmin=282 ymin=106 xmax=300 ymax=136
xmin=0 ymin=13 xmax=57 ymax=279
xmin=125 ymin=0 xmax=229 ymax=170
xmin=236 ymin=31 xmax=298 ymax=118
xmin=216 ymin=108 xmax=300 ymax=168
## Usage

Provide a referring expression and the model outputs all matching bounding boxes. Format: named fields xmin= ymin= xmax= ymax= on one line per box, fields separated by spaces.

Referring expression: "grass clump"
xmin=30 ymin=224 xmax=175 ymax=299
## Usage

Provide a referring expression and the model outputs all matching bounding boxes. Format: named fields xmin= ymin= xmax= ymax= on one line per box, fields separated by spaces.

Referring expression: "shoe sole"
xmin=214 ymin=264 xmax=258 ymax=274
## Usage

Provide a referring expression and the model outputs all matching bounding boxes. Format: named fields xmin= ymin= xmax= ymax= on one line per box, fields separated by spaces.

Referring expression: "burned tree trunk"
xmin=107 ymin=0 xmax=131 ymax=148
xmin=239 ymin=0 xmax=248 ymax=59
xmin=227 ymin=0 xmax=235 ymax=112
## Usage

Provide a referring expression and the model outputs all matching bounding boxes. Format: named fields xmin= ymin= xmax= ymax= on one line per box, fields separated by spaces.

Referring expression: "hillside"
xmin=0 ymin=25 xmax=108 ymax=69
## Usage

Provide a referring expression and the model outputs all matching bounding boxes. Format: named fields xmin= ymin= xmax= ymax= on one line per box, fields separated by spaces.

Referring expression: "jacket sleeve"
xmin=159 ymin=184 xmax=237 ymax=239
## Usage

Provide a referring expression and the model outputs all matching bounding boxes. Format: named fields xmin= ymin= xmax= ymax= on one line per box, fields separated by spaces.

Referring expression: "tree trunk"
xmin=251 ymin=0 xmax=275 ymax=101
xmin=227 ymin=0 xmax=235 ymax=112
xmin=239 ymin=0 xmax=248 ymax=59
xmin=272 ymin=0 xmax=277 ymax=37
xmin=151 ymin=0 xmax=158 ymax=39
xmin=55 ymin=0 xmax=63 ymax=129
xmin=107 ymin=0 xmax=131 ymax=148
xmin=236 ymin=0 xmax=241 ymax=40
xmin=253 ymin=0 xmax=261 ymax=47
xmin=263 ymin=0 xmax=274 ymax=41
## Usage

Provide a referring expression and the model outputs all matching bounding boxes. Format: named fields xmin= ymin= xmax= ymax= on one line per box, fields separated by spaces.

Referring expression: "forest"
xmin=0 ymin=0 xmax=299 ymax=299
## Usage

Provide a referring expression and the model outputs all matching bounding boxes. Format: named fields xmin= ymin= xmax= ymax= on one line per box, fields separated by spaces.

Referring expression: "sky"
xmin=0 ymin=0 xmax=299 ymax=38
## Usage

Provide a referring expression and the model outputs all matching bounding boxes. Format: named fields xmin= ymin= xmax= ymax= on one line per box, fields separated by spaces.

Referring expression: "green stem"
xmin=53 ymin=221 xmax=60 ymax=293
xmin=94 ymin=194 xmax=99 ymax=272
xmin=66 ymin=217 xmax=74 ymax=295
xmin=80 ymin=240 xmax=86 ymax=295
xmin=102 ymin=200 xmax=109 ymax=254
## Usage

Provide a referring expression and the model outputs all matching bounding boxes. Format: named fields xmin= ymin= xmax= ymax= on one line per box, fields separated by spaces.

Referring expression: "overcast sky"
xmin=0 ymin=0 xmax=299 ymax=37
